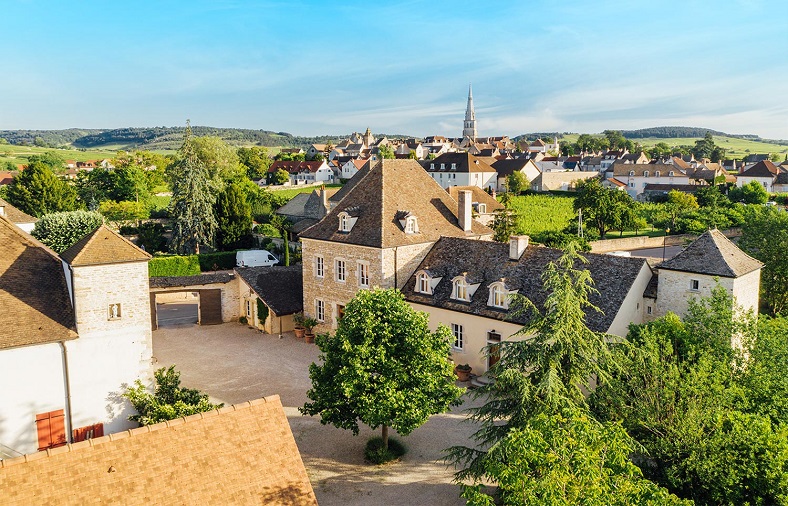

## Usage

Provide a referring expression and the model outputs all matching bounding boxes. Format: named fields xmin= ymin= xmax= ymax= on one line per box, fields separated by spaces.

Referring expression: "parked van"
xmin=236 ymin=250 xmax=279 ymax=267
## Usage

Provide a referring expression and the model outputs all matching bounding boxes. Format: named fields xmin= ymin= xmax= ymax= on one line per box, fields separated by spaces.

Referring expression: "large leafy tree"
xmin=31 ymin=210 xmax=104 ymax=253
xmin=377 ymin=144 xmax=395 ymax=159
xmin=215 ymin=182 xmax=253 ymax=250
xmin=574 ymin=178 xmax=633 ymax=238
xmin=729 ymin=180 xmax=769 ymax=204
xmin=169 ymin=121 xmax=217 ymax=254
xmin=738 ymin=206 xmax=788 ymax=314
xmin=301 ymin=288 xmax=462 ymax=450
xmin=505 ymin=171 xmax=527 ymax=195
xmin=6 ymin=161 xmax=79 ymax=217
xmin=237 ymin=146 xmax=272 ymax=180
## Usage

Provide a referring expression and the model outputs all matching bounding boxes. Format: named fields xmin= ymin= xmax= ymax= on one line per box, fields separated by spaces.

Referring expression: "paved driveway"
xmin=153 ymin=323 xmax=479 ymax=506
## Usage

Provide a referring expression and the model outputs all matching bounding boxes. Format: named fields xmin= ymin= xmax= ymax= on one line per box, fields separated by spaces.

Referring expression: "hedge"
xmin=198 ymin=251 xmax=237 ymax=271
xmin=149 ymin=255 xmax=201 ymax=277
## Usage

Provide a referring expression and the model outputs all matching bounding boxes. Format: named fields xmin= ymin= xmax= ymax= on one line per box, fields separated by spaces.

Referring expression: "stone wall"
xmin=590 ymin=229 xmax=742 ymax=254
xmin=654 ymin=270 xmax=733 ymax=319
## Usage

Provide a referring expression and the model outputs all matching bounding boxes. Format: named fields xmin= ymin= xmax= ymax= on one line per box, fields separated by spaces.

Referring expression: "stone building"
xmin=298 ymin=159 xmax=493 ymax=333
xmin=0 ymin=219 xmax=154 ymax=456
xmin=648 ymin=229 xmax=762 ymax=319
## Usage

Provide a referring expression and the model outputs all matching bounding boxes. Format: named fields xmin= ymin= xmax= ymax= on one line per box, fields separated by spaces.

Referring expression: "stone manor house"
xmin=299 ymin=159 xmax=762 ymax=374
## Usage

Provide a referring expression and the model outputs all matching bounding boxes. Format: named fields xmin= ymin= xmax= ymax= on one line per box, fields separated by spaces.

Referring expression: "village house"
xmin=422 ymin=152 xmax=498 ymax=191
xmin=267 ymin=160 xmax=333 ymax=185
xmin=0 ymin=198 xmax=37 ymax=233
xmin=0 ymin=218 xmax=154 ymax=456
xmin=491 ymin=159 xmax=541 ymax=192
xmin=610 ymin=162 xmax=691 ymax=198
xmin=530 ymin=170 xmax=598 ymax=192
xmin=447 ymin=185 xmax=504 ymax=226
xmin=236 ymin=265 xmax=303 ymax=335
xmin=298 ymin=159 xmax=493 ymax=333
xmin=736 ymin=160 xmax=786 ymax=192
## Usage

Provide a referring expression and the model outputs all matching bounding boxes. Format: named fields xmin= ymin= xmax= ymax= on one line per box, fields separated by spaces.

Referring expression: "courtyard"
xmin=153 ymin=322 xmax=480 ymax=506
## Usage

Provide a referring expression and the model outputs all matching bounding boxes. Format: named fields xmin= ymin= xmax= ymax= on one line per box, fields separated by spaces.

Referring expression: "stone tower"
xmin=462 ymin=85 xmax=477 ymax=141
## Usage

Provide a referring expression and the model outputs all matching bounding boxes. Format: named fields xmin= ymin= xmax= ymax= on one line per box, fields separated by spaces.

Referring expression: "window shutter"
xmin=36 ymin=409 xmax=66 ymax=451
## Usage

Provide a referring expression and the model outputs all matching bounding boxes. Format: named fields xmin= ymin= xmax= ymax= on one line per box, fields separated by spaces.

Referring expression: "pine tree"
xmin=169 ymin=121 xmax=217 ymax=254
xmin=215 ymin=182 xmax=252 ymax=250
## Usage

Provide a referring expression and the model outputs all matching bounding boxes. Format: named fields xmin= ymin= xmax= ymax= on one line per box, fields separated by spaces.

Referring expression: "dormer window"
xmin=451 ymin=163 xmax=456 ymax=170
xmin=668 ymin=171 xmax=675 ymax=176
xmin=629 ymin=170 xmax=635 ymax=176
xmin=453 ymin=277 xmax=468 ymax=301
xmin=415 ymin=270 xmax=441 ymax=295
xmin=487 ymin=282 xmax=512 ymax=309
xmin=430 ymin=163 xmax=435 ymax=170
xmin=440 ymin=163 xmax=445 ymax=170
xmin=405 ymin=217 xmax=418 ymax=234
xmin=655 ymin=171 xmax=661 ymax=177
xmin=643 ymin=171 xmax=649 ymax=177
xmin=338 ymin=211 xmax=358 ymax=232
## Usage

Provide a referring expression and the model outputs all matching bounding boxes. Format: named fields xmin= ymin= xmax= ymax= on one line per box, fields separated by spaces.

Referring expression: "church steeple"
xmin=462 ymin=84 xmax=477 ymax=140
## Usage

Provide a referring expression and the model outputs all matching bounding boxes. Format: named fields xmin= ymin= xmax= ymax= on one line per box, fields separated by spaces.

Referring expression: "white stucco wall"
xmin=606 ymin=263 xmax=653 ymax=337
xmin=0 ymin=343 xmax=68 ymax=455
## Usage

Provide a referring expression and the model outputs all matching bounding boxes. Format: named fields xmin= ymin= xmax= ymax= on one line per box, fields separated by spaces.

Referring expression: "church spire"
xmin=462 ymin=84 xmax=477 ymax=140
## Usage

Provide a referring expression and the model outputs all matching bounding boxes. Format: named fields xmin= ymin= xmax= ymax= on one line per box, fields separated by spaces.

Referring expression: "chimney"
xmin=458 ymin=190 xmax=472 ymax=232
xmin=0 ymin=204 xmax=4 ymax=217
xmin=509 ymin=235 xmax=529 ymax=260
xmin=319 ymin=188 xmax=328 ymax=218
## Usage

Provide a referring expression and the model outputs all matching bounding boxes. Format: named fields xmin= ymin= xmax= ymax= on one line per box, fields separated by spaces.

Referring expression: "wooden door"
xmin=198 ymin=289 xmax=223 ymax=325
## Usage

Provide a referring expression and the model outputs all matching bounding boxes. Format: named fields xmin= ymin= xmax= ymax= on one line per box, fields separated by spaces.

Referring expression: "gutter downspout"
xmin=59 ymin=341 xmax=74 ymax=444
xmin=393 ymin=246 xmax=398 ymax=289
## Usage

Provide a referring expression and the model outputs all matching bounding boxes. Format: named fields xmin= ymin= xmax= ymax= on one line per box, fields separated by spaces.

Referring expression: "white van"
xmin=236 ymin=250 xmax=279 ymax=267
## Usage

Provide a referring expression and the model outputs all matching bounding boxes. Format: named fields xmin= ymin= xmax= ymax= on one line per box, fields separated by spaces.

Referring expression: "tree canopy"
xmin=31 ymin=210 xmax=104 ymax=253
xmin=301 ymin=288 xmax=462 ymax=450
xmin=574 ymin=178 xmax=634 ymax=238
xmin=6 ymin=160 xmax=79 ymax=217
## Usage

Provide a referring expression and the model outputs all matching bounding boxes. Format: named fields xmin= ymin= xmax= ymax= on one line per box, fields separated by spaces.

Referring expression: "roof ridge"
xmin=0 ymin=214 xmax=61 ymax=261
xmin=0 ymin=395 xmax=279 ymax=468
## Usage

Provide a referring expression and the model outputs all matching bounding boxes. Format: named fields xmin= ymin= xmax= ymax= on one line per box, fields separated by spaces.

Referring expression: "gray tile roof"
xmin=401 ymin=237 xmax=649 ymax=333
xmin=235 ymin=265 xmax=303 ymax=316
xmin=491 ymin=159 xmax=532 ymax=177
xmin=740 ymin=160 xmax=781 ymax=178
xmin=149 ymin=272 xmax=236 ymax=288
xmin=0 ymin=215 xmax=77 ymax=350
xmin=300 ymin=159 xmax=493 ymax=248
xmin=423 ymin=152 xmax=497 ymax=173
xmin=656 ymin=229 xmax=762 ymax=278
xmin=275 ymin=193 xmax=311 ymax=217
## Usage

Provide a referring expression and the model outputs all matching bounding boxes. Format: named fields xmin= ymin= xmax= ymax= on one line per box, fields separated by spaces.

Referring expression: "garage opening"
xmin=154 ymin=291 xmax=199 ymax=328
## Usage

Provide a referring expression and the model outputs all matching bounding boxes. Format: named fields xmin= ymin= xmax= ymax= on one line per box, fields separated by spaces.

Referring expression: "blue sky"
xmin=2 ymin=0 xmax=787 ymax=139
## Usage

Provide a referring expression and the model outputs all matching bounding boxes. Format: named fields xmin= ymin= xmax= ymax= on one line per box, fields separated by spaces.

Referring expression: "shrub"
xmin=257 ymin=299 xmax=268 ymax=326
xmin=148 ymin=255 xmax=201 ymax=277
xmin=197 ymin=251 xmax=237 ymax=271
xmin=255 ymin=223 xmax=281 ymax=238
xmin=364 ymin=437 xmax=406 ymax=464
xmin=137 ymin=222 xmax=167 ymax=253
xmin=31 ymin=210 xmax=104 ymax=253
xmin=119 ymin=225 xmax=139 ymax=235
xmin=239 ymin=316 xmax=248 ymax=325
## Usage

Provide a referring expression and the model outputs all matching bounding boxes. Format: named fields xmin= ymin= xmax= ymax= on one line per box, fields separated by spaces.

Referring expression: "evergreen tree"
xmin=6 ymin=161 xmax=79 ymax=217
xmin=215 ymin=182 xmax=253 ymax=250
xmin=169 ymin=121 xmax=217 ymax=254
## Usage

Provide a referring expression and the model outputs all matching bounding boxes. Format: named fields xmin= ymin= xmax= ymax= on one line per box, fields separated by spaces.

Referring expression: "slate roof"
xmin=60 ymin=225 xmax=151 ymax=266
xmin=0 ymin=198 xmax=37 ymax=225
xmin=328 ymin=162 xmax=372 ymax=204
xmin=656 ymin=229 xmax=762 ymax=278
xmin=276 ymin=193 xmax=311 ymax=217
xmin=0 ymin=396 xmax=317 ymax=505
xmin=301 ymin=159 xmax=493 ymax=248
xmin=402 ymin=237 xmax=649 ymax=333
xmin=235 ymin=265 xmax=303 ymax=316
xmin=491 ymin=159 xmax=533 ymax=177
xmin=423 ymin=152 xmax=497 ymax=173
xmin=740 ymin=160 xmax=781 ymax=178
xmin=149 ymin=272 xmax=235 ymax=288
xmin=448 ymin=186 xmax=504 ymax=212
xmin=0 ymin=215 xmax=77 ymax=350
xmin=643 ymin=183 xmax=700 ymax=193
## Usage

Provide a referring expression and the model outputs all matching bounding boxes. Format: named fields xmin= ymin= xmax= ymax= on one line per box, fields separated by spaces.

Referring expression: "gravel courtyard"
xmin=153 ymin=322 xmax=481 ymax=506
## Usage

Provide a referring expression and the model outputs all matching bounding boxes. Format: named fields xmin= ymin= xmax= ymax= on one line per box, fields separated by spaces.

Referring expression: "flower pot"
xmin=294 ymin=326 xmax=306 ymax=339
xmin=455 ymin=366 xmax=472 ymax=382
xmin=305 ymin=332 xmax=315 ymax=344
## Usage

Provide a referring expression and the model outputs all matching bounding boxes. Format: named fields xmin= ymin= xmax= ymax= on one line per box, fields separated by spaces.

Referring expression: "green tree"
xmin=729 ymin=180 xmax=769 ymax=204
xmin=169 ymin=121 xmax=217 ymax=254
xmin=663 ymin=190 xmax=699 ymax=230
xmin=738 ymin=206 xmax=788 ymax=314
xmin=6 ymin=161 xmax=79 ymax=216
xmin=237 ymin=146 xmax=272 ymax=180
xmin=136 ymin=222 xmax=167 ymax=253
xmin=574 ymin=178 xmax=633 ymax=238
xmin=604 ymin=130 xmax=627 ymax=150
xmin=190 ymin=135 xmax=246 ymax=183
xmin=694 ymin=185 xmax=728 ymax=208
xmin=649 ymin=142 xmax=673 ymax=159
xmin=461 ymin=406 xmax=689 ymax=506
xmin=215 ymin=182 xmax=253 ymax=250
xmin=31 ymin=210 xmax=104 ymax=253
xmin=491 ymin=208 xmax=517 ymax=243
xmin=123 ymin=366 xmax=222 ymax=426
xmin=272 ymin=168 xmax=290 ymax=185
xmin=301 ymin=288 xmax=462 ymax=450
xmin=99 ymin=200 xmax=150 ymax=226
xmin=506 ymin=171 xmax=527 ymax=195
xmin=268 ymin=214 xmax=293 ymax=265
xmin=378 ymin=144 xmax=395 ymax=159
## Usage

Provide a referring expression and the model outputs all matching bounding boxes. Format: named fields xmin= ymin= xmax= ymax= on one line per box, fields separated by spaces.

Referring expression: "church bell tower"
xmin=462 ymin=84 xmax=477 ymax=141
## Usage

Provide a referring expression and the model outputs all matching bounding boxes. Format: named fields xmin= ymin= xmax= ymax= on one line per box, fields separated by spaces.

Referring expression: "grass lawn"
xmin=270 ymin=183 xmax=342 ymax=200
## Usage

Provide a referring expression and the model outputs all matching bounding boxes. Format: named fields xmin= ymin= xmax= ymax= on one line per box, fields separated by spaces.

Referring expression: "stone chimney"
xmin=319 ymin=188 xmax=328 ymax=218
xmin=509 ymin=235 xmax=529 ymax=260
xmin=458 ymin=190 xmax=472 ymax=232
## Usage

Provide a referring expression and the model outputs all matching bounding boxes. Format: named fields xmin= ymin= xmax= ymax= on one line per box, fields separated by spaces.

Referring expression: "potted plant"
xmin=454 ymin=363 xmax=473 ymax=382
xmin=293 ymin=312 xmax=306 ymax=339
xmin=303 ymin=317 xmax=319 ymax=344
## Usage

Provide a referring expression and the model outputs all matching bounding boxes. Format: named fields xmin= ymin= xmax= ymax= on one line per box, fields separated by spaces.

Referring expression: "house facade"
xmin=610 ymin=162 xmax=690 ymax=198
xmin=0 ymin=220 xmax=154 ymax=456
xmin=299 ymin=159 xmax=493 ymax=334
xmin=423 ymin=152 xmax=498 ymax=191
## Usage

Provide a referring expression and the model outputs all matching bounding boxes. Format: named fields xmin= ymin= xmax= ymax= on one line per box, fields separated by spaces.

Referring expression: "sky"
xmin=2 ymin=0 xmax=787 ymax=139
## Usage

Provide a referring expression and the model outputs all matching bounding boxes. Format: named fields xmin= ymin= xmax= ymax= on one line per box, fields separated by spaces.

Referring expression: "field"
xmin=0 ymin=143 xmax=134 ymax=167
xmin=507 ymin=194 xmax=577 ymax=236
xmin=560 ymin=133 xmax=788 ymax=159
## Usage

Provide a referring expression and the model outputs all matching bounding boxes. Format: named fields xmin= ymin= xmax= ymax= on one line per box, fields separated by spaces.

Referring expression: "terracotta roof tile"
xmin=60 ymin=225 xmax=151 ymax=266
xmin=0 ymin=198 xmax=37 ymax=225
xmin=0 ymin=215 xmax=77 ymax=350
xmin=0 ymin=396 xmax=317 ymax=505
